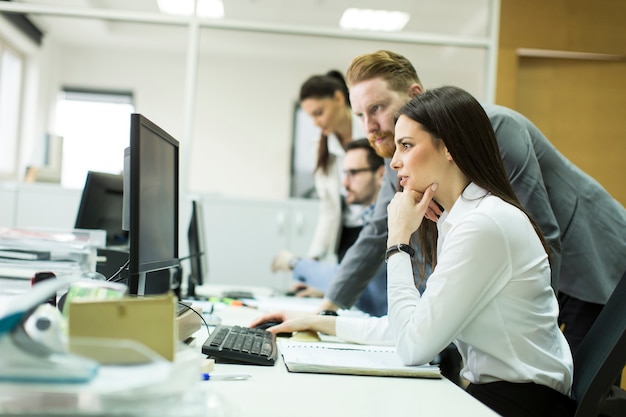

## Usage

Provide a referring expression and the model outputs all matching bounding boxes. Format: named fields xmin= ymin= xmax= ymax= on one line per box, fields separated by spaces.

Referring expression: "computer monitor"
xmin=186 ymin=200 xmax=208 ymax=298
xmin=74 ymin=171 xmax=128 ymax=247
xmin=127 ymin=113 xmax=180 ymax=296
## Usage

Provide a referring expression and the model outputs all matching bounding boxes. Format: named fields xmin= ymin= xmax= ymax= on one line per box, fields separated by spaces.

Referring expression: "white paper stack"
xmin=0 ymin=227 xmax=105 ymax=280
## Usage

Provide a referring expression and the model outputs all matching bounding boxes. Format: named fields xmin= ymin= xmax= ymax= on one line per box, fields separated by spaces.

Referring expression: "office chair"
xmin=572 ymin=269 xmax=626 ymax=417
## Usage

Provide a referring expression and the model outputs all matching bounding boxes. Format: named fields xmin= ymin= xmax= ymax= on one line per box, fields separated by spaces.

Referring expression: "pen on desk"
xmin=201 ymin=373 xmax=252 ymax=381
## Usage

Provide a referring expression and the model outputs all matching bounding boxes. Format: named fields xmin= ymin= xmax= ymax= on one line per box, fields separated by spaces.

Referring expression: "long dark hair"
xmin=398 ymin=86 xmax=550 ymax=278
xmin=300 ymin=70 xmax=350 ymax=174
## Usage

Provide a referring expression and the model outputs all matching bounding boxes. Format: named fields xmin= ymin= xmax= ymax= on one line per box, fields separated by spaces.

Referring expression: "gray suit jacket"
xmin=325 ymin=104 xmax=626 ymax=307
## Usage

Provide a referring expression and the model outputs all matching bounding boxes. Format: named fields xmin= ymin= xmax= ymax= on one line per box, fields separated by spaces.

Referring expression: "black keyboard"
xmin=201 ymin=325 xmax=277 ymax=366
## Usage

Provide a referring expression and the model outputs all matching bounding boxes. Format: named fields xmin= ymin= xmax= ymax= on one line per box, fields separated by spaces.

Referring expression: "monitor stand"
xmin=137 ymin=272 xmax=147 ymax=296
xmin=185 ymin=275 xmax=207 ymax=300
xmin=135 ymin=268 xmax=181 ymax=298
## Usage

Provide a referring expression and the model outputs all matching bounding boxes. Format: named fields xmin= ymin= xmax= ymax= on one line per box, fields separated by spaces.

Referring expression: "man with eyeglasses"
xmin=272 ymin=139 xmax=388 ymax=317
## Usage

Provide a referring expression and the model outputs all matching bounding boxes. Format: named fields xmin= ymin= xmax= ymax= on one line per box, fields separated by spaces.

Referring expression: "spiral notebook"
xmin=278 ymin=340 xmax=441 ymax=379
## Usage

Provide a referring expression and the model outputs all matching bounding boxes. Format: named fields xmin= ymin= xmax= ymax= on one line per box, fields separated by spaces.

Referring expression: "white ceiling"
xmin=9 ymin=0 xmax=492 ymax=48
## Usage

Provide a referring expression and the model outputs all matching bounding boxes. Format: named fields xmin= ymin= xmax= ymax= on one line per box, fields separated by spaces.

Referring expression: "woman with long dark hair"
xmin=254 ymin=86 xmax=575 ymax=417
xmin=277 ymin=71 xmax=365 ymax=264
xmin=300 ymin=70 xmax=366 ymax=261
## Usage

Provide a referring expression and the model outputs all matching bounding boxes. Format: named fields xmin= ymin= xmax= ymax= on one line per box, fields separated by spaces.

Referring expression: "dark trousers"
xmin=558 ymin=292 xmax=604 ymax=354
xmin=467 ymin=381 xmax=575 ymax=417
xmin=558 ymin=292 xmax=623 ymax=386
xmin=433 ymin=344 xmax=463 ymax=386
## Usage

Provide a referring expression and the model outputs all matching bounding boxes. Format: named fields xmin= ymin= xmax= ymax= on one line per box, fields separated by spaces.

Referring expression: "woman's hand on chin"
xmin=387 ymin=184 xmax=438 ymax=244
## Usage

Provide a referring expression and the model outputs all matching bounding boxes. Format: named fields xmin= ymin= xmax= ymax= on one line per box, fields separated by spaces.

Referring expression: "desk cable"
xmin=177 ymin=301 xmax=211 ymax=334
xmin=100 ymin=259 xmax=213 ymax=333
xmin=106 ymin=259 xmax=130 ymax=283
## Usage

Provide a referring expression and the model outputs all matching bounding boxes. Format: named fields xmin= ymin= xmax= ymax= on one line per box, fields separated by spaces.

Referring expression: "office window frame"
xmin=54 ymin=88 xmax=135 ymax=189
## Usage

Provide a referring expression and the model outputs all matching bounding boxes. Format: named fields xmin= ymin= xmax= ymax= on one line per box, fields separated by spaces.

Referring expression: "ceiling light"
xmin=340 ymin=8 xmax=410 ymax=32
xmin=157 ymin=0 xmax=224 ymax=18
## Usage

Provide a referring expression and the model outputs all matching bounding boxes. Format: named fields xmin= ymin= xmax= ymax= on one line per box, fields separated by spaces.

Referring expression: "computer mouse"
xmin=252 ymin=320 xmax=292 ymax=337
xmin=291 ymin=330 xmax=321 ymax=342
xmin=285 ymin=286 xmax=307 ymax=297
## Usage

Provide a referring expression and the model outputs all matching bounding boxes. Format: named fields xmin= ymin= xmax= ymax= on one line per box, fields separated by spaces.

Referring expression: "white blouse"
xmin=336 ymin=183 xmax=573 ymax=395
xmin=308 ymin=114 xmax=365 ymax=259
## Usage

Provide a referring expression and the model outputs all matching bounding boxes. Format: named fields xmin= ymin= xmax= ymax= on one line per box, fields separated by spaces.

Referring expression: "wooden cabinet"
xmin=199 ymin=195 xmax=320 ymax=292
xmin=0 ymin=183 xmax=82 ymax=229
xmin=0 ymin=183 xmax=18 ymax=227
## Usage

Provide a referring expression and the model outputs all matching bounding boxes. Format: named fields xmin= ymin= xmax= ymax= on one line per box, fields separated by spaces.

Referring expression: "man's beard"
xmin=368 ymin=132 xmax=395 ymax=159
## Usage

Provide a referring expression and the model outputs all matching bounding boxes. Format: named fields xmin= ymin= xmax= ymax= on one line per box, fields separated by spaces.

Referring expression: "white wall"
xmin=8 ymin=21 xmax=487 ymax=200
xmin=190 ymin=29 xmax=487 ymax=200
xmin=42 ymin=41 xmax=187 ymax=143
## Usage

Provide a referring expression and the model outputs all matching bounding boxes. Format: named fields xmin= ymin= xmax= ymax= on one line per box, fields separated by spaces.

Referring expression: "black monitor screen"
xmin=187 ymin=200 xmax=208 ymax=297
xmin=128 ymin=113 xmax=179 ymax=296
xmin=75 ymin=171 xmax=128 ymax=247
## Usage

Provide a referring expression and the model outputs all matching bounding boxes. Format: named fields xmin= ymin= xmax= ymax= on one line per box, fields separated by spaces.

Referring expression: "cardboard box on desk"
xmin=68 ymin=293 xmax=177 ymax=364
xmin=178 ymin=306 xmax=202 ymax=342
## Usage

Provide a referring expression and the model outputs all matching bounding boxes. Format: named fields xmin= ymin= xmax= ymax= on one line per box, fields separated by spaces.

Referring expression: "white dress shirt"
xmin=336 ymin=183 xmax=573 ymax=395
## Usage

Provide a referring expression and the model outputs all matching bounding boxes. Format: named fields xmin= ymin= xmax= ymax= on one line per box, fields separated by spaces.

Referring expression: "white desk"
xmin=0 ymin=285 xmax=498 ymax=416
xmin=192 ymin=302 xmax=500 ymax=417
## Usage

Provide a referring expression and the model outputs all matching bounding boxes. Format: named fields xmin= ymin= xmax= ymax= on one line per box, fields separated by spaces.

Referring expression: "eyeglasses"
xmin=343 ymin=167 xmax=375 ymax=178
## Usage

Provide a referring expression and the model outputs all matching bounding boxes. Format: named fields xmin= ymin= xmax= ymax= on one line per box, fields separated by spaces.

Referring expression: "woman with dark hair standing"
xmin=276 ymin=71 xmax=365 ymax=266
xmin=254 ymin=86 xmax=575 ymax=417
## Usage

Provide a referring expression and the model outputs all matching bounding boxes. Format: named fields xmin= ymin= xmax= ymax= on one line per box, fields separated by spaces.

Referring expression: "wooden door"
xmin=516 ymin=58 xmax=626 ymax=206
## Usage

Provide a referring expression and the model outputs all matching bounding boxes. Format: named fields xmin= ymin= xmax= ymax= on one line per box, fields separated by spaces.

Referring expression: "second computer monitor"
xmin=75 ymin=171 xmax=128 ymax=247
xmin=187 ymin=200 xmax=208 ymax=298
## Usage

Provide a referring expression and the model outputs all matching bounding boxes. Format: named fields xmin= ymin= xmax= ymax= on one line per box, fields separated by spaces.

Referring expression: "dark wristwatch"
xmin=384 ymin=243 xmax=415 ymax=263
xmin=319 ymin=310 xmax=339 ymax=316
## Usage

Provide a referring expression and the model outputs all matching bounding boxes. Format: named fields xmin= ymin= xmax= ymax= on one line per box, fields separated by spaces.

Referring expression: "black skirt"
xmin=466 ymin=381 xmax=576 ymax=417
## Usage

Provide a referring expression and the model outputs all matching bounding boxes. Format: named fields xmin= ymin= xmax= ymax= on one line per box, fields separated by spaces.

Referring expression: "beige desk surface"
xmin=191 ymin=301 xmax=500 ymax=417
